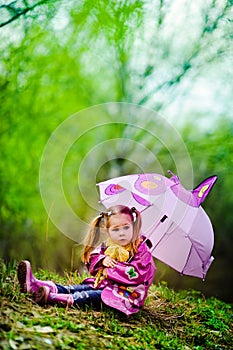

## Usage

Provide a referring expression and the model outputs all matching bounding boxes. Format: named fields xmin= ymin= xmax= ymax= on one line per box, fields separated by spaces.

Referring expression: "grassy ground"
xmin=0 ymin=260 xmax=232 ymax=350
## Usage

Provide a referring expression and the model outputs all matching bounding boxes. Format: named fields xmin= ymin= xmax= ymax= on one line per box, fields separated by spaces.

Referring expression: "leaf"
xmin=9 ymin=339 xmax=18 ymax=350
xmin=26 ymin=325 xmax=56 ymax=334
xmin=16 ymin=322 xmax=56 ymax=334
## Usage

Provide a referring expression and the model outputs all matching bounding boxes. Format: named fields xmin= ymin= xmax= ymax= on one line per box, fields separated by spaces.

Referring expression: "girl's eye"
xmin=123 ymin=225 xmax=130 ymax=230
xmin=111 ymin=228 xmax=119 ymax=232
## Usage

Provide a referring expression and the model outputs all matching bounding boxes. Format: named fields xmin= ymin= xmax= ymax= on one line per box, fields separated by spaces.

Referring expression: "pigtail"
xmin=81 ymin=213 xmax=104 ymax=263
xmin=131 ymin=207 xmax=142 ymax=255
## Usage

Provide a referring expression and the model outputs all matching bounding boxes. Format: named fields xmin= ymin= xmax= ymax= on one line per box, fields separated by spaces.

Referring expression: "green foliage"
xmin=182 ymin=118 xmax=233 ymax=236
xmin=0 ymin=261 xmax=233 ymax=350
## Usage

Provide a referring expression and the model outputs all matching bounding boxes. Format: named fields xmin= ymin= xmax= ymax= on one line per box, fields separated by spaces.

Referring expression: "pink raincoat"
xmin=83 ymin=237 xmax=156 ymax=315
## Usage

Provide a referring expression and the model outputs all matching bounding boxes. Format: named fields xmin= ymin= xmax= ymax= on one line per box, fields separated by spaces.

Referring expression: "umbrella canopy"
xmin=98 ymin=171 xmax=217 ymax=280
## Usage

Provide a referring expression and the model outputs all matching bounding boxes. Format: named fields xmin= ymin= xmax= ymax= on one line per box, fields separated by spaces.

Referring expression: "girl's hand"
xmin=102 ymin=268 xmax=108 ymax=278
xmin=102 ymin=256 xmax=116 ymax=268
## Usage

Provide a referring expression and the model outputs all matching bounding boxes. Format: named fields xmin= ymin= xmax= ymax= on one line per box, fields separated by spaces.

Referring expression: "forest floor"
xmin=0 ymin=260 xmax=232 ymax=350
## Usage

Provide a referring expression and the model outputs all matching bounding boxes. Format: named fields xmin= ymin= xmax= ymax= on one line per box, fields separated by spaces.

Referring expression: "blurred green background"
xmin=1 ymin=0 xmax=232 ymax=302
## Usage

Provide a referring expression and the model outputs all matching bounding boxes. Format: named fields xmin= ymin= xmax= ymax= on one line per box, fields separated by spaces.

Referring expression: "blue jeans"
xmin=56 ymin=283 xmax=102 ymax=307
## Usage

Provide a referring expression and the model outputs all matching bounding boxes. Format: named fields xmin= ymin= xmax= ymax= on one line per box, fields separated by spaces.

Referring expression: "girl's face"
xmin=108 ymin=213 xmax=133 ymax=246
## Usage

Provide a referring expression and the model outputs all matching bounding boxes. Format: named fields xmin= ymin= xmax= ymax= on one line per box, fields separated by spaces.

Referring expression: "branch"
xmin=138 ymin=1 xmax=232 ymax=106
xmin=0 ymin=0 xmax=50 ymax=28
xmin=137 ymin=60 xmax=192 ymax=106
xmin=202 ymin=0 xmax=232 ymax=35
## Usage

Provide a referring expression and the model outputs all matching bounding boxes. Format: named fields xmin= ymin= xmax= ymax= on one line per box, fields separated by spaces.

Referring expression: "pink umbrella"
xmin=98 ymin=171 xmax=217 ymax=280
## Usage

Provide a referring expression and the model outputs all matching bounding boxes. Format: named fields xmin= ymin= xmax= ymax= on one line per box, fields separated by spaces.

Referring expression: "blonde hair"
xmin=81 ymin=205 xmax=142 ymax=263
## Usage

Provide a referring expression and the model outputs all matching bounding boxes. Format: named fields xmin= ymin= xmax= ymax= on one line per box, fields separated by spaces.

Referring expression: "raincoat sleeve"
xmin=106 ymin=242 xmax=156 ymax=286
xmin=86 ymin=244 xmax=106 ymax=277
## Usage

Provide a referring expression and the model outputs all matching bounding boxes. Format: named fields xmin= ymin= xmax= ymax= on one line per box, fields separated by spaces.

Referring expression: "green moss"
xmin=1 ymin=260 xmax=232 ymax=350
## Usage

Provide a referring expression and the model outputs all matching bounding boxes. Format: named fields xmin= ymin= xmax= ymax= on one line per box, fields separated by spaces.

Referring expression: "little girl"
xmin=17 ymin=205 xmax=156 ymax=316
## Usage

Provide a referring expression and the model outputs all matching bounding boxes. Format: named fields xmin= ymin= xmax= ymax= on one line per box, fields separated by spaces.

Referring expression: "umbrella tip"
xmin=167 ymin=170 xmax=180 ymax=183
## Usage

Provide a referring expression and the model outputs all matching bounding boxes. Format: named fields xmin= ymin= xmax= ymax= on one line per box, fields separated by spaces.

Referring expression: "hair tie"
xmin=99 ymin=211 xmax=112 ymax=218
xmin=131 ymin=207 xmax=137 ymax=222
